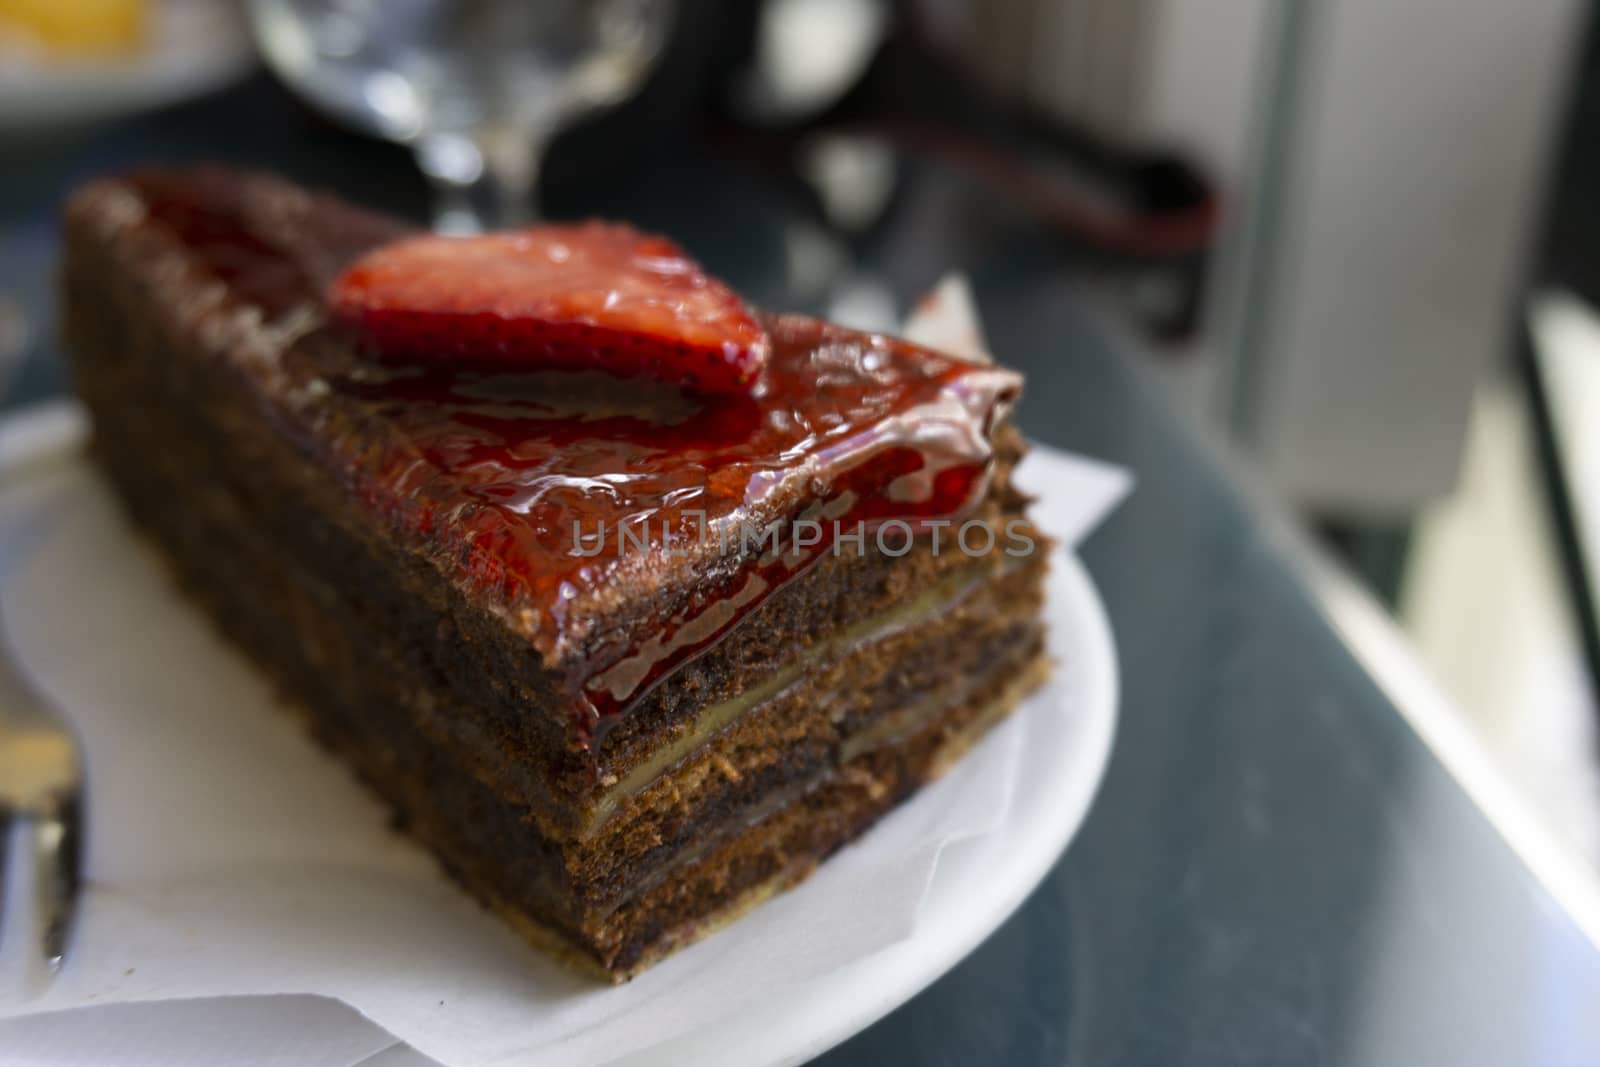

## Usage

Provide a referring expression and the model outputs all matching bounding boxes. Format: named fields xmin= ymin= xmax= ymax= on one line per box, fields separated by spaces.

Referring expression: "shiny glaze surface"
xmin=122 ymin=170 xmax=1020 ymax=735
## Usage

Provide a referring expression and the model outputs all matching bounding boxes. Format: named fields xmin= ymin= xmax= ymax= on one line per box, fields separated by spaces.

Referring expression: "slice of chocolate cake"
xmin=60 ymin=166 xmax=1050 ymax=980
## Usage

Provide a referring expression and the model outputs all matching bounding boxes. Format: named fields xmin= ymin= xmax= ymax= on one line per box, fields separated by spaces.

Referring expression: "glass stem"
xmin=478 ymin=124 xmax=545 ymax=229
xmin=415 ymin=125 xmax=548 ymax=234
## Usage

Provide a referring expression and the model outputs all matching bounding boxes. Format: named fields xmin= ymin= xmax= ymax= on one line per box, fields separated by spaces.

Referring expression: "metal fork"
xmin=0 ymin=615 xmax=83 ymax=971
xmin=0 ymin=277 xmax=85 ymax=972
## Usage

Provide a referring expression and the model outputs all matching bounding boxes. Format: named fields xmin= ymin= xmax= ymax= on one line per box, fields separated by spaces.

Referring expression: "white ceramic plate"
xmin=0 ymin=0 xmax=254 ymax=130
xmin=0 ymin=403 xmax=1118 ymax=1066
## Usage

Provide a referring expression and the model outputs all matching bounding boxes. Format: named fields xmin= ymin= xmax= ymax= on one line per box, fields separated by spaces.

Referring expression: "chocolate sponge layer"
xmin=62 ymin=174 xmax=1052 ymax=978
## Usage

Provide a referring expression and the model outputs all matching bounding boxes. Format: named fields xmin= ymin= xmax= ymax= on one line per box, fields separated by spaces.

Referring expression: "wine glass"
xmin=247 ymin=0 xmax=673 ymax=233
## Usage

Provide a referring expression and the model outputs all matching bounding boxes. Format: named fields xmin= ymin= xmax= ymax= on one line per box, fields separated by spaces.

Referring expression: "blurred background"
xmin=2 ymin=0 xmax=1599 ymax=879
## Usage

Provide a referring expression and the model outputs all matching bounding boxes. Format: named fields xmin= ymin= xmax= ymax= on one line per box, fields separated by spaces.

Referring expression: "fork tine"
xmin=0 ymin=800 xmax=12 ymax=956
xmin=33 ymin=789 xmax=81 ymax=970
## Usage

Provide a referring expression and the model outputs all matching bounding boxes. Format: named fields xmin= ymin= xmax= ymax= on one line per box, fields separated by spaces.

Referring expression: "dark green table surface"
xmin=3 ymin=77 xmax=1598 ymax=1067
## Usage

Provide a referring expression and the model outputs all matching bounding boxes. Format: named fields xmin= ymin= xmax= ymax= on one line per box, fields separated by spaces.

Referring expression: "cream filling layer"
xmin=584 ymin=562 xmax=999 ymax=834
xmin=597 ymin=640 xmax=1049 ymax=918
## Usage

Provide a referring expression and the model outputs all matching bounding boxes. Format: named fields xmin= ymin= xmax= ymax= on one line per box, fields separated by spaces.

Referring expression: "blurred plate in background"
xmin=0 ymin=0 xmax=254 ymax=131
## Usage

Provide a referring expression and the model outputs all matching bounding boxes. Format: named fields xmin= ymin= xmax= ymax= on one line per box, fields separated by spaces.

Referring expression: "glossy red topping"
xmin=119 ymin=169 xmax=1021 ymax=743
xmin=327 ymin=225 xmax=768 ymax=393
xmin=337 ymin=316 xmax=1019 ymax=736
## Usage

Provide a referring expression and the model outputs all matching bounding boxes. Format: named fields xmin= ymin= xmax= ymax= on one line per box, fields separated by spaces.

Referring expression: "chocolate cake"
xmin=60 ymin=166 xmax=1050 ymax=980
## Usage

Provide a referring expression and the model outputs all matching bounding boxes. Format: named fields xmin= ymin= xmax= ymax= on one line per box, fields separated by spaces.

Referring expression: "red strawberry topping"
xmin=327 ymin=224 xmax=768 ymax=393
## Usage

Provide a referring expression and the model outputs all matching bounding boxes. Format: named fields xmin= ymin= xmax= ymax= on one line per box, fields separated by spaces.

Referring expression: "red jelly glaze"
xmin=122 ymin=169 xmax=1022 ymax=748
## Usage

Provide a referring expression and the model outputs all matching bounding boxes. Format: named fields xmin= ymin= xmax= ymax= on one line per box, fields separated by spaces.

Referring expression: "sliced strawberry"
xmin=327 ymin=224 xmax=768 ymax=393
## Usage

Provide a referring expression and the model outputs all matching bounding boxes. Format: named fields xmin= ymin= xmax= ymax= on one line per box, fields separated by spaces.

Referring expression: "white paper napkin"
xmin=0 ymin=279 xmax=1131 ymax=1066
